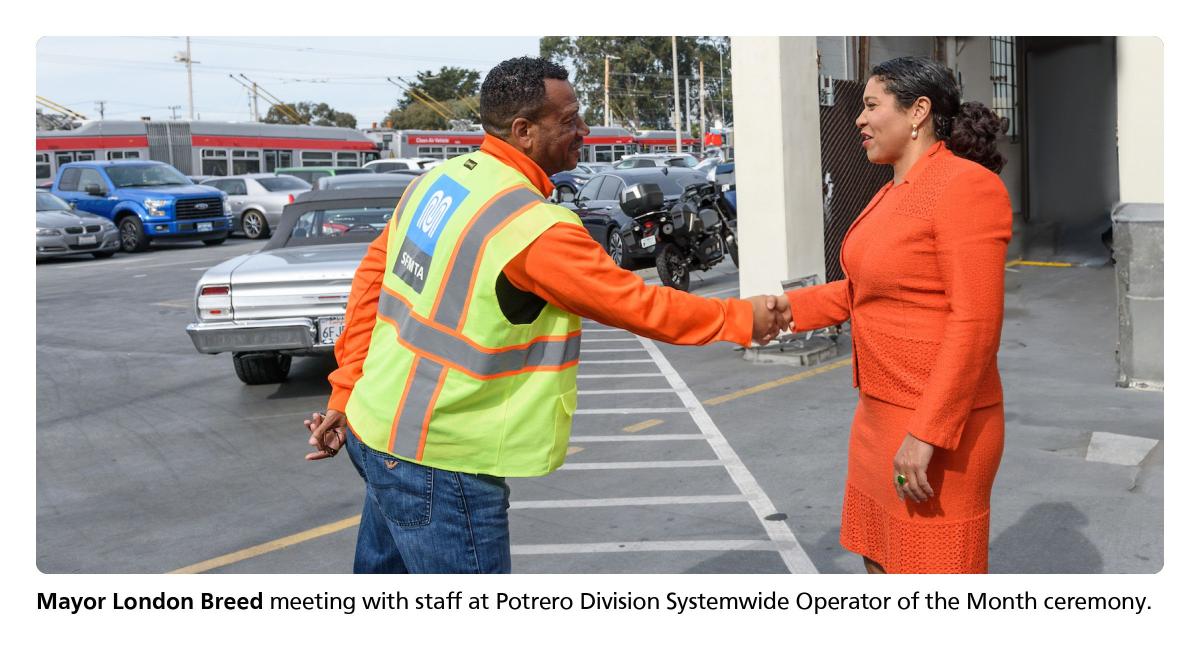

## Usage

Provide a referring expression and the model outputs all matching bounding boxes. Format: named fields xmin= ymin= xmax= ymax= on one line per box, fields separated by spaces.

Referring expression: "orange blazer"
xmin=786 ymin=141 xmax=1012 ymax=450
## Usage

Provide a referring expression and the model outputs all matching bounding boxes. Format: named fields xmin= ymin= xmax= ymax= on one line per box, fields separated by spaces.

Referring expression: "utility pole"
xmin=672 ymin=36 xmax=682 ymax=153
xmin=604 ymin=54 xmax=620 ymax=127
xmin=95 ymin=100 xmax=106 ymax=120
xmin=719 ymin=47 xmax=727 ymax=127
xmin=174 ymin=37 xmax=198 ymax=120
xmin=684 ymin=77 xmax=691 ymax=138
xmin=168 ymin=105 xmax=181 ymax=120
xmin=252 ymin=81 xmax=260 ymax=121
xmin=699 ymin=59 xmax=706 ymax=146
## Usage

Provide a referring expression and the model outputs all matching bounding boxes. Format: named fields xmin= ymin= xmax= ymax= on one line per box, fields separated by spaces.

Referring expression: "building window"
xmin=201 ymin=148 xmax=229 ymax=176
xmin=336 ymin=152 xmax=359 ymax=167
xmin=301 ymin=151 xmax=334 ymax=167
xmin=990 ymin=36 xmax=1019 ymax=142
xmin=36 ymin=153 xmax=51 ymax=180
xmin=106 ymin=150 xmax=141 ymax=160
xmin=232 ymin=149 xmax=261 ymax=175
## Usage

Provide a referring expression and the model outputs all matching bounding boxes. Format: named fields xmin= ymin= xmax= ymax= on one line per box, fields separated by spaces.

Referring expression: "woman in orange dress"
xmin=775 ymin=57 xmax=1012 ymax=573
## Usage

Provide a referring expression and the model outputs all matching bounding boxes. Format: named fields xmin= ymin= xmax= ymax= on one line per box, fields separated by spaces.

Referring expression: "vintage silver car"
xmin=185 ymin=182 xmax=410 ymax=384
xmin=200 ymin=174 xmax=312 ymax=240
xmin=36 ymin=190 xmax=120 ymax=260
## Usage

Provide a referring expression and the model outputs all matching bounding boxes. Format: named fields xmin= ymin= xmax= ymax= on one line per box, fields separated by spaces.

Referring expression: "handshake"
xmin=748 ymin=294 xmax=793 ymax=345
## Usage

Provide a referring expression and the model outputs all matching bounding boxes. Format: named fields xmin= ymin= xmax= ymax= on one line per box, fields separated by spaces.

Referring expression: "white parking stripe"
xmin=512 ymin=540 xmax=779 ymax=555
xmin=638 ymin=336 xmax=817 ymax=574
xmin=511 ymin=494 xmax=748 ymax=510
xmin=577 ymin=373 xmax=666 ymax=379
xmin=581 ymin=359 xmax=655 ymax=364
xmin=570 ymin=434 xmax=708 ymax=443
xmin=582 ymin=338 xmax=641 ymax=343
xmin=558 ymin=460 xmax=725 ymax=471
xmin=574 ymin=408 xmax=689 ymax=415
xmin=577 ymin=389 xmax=675 ymax=395
xmin=697 ymin=285 xmax=740 ymax=298
xmin=582 ymin=328 xmax=626 ymax=333
xmin=581 ymin=348 xmax=646 ymax=353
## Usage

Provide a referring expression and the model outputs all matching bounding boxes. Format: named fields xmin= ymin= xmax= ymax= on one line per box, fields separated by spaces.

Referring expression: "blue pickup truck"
xmin=50 ymin=160 xmax=233 ymax=253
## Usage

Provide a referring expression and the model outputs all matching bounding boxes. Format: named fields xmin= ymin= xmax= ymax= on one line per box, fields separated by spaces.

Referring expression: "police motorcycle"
xmin=618 ymin=177 xmax=739 ymax=292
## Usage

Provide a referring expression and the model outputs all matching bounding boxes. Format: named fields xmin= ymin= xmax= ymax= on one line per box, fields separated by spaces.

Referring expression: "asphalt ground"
xmin=35 ymin=241 xmax=1163 ymax=574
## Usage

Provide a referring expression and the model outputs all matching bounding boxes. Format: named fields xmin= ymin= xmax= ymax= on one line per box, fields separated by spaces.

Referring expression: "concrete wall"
xmin=1116 ymin=37 xmax=1164 ymax=204
xmin=731 ymin=37 xmax=826 ymax=295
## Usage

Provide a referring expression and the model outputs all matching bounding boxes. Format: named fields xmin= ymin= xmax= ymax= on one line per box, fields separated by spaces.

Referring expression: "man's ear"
xmin=510 ymin=117 xmax=535 ymax=149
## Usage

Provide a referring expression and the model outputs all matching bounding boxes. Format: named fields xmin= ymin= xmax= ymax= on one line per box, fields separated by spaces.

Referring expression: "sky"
xmin=36 ymin=36 xmax=541 ymax=128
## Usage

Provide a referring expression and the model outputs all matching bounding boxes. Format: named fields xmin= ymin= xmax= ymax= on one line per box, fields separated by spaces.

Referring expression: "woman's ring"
xmin=895 ymin=473 xmax=907 ymax=486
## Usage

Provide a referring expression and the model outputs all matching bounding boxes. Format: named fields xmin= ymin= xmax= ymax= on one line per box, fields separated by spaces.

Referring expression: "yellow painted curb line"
xmin=704 ymin=357 xmax=853 ymax=407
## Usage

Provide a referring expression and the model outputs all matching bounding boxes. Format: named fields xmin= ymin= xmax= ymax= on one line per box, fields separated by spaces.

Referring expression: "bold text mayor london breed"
xmin=37 ymin=591 xmax=1150 ymax=616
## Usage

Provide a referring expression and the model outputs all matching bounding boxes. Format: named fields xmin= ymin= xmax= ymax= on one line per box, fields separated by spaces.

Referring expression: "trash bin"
xmin=1111 ymin=202 xmax=1163 ymax=389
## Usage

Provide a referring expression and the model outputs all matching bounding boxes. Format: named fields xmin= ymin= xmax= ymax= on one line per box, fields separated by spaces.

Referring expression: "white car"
xmin=185 ymin=182 xmax=412 ymax=384
xmin=363 ymin=158 xmax=439 ymax=173
xmin=613 ymin=153 xmax=701 ymax=170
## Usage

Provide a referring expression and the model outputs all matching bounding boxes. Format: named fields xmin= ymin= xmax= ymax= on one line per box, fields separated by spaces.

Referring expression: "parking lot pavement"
xmin=36 ymin=252 xmax=1161 ymax=575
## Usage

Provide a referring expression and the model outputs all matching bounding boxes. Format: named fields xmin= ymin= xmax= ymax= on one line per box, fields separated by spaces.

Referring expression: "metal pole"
xmin=699 ymin=59 xmax=706 ymax=147
xmin=252 ymin=82 xmax=260 ymax=121
xmin=672 ymin=36 xmax=681 ymax=153
xmin=604 ymin=55 xmax=610 ymax=127
xmin=186 ymin=37 xmax=195 ymax=120
xmin=685 ymin=77 xmax=692 ymax=139
xmin=719 ymin=47 xmax=727 ymax=126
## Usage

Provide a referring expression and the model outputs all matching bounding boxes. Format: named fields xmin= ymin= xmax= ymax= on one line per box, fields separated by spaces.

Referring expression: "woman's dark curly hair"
xmin=480 ymin=56 xmax=570 ymax=137
xmin=870 ymin=56 xmax=1008 ymax=173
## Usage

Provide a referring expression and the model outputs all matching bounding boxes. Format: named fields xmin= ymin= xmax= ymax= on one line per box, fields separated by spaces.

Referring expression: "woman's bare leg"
xmin=864 ymin=556 xmax=886 ymax=574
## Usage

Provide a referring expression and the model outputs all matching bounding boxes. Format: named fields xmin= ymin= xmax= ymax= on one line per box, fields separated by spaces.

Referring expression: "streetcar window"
xmin=202 ymin=149 xmax=229 ymax=176
xmin=301 ymin=151 xmax=334 ymax=167
xmin=336 ymin=152 xmax=359 ymax=167
xmin=36 ymin=153 xmax=51 ymax=180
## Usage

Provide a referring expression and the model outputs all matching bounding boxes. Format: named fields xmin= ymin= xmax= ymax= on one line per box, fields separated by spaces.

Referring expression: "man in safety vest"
xmin=304 ymin=57 xmax=786 ymax=573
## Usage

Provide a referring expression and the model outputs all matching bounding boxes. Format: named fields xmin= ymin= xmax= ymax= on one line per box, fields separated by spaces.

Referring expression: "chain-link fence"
xmin=820 ymin=79 xmax=892 ymax=281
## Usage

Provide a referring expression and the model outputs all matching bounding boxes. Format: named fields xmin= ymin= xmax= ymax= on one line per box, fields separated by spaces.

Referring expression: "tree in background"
xmin=263 ymin=101 xmax=357 ymax=128
xmin=539 ymin=36 xmax=731 ymax=133
xmin=384 ymin=66 xmax=482 ymax=130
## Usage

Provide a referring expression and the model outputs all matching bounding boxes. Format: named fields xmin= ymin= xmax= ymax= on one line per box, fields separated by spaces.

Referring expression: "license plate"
xmin=317 ymin=316 xmax=345 ymax=345
xmin=197 ymin=222 xmax=213 ymax=232
xmin=77 ymin=235 xmax=97 ymax=245
xmin=640 ymin=235 xmax=657 ymax=249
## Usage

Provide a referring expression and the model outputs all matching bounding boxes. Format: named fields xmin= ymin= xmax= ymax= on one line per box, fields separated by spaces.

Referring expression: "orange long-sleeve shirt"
xmin=326 ymin=135 xmax=752 ymax=412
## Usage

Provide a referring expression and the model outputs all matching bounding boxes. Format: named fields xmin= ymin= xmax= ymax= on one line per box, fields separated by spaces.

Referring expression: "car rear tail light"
xmin=287 ymin=194 xmax=294 ymax=204
xmin=198 ymin=284 xmax=232 ymax=320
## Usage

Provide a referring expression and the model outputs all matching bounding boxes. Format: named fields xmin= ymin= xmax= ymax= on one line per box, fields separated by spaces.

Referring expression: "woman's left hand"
xmin=893 ymin=434 xmax=936 ymax=503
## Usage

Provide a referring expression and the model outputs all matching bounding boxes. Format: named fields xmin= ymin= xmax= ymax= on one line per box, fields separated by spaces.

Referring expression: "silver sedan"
xmin=36 ymin=190 xmax=119 ymax=260
xmin=185 ymin=182 xmax=410 ymax=385
xmin=200 ymin=174 xmax=311 ymax=240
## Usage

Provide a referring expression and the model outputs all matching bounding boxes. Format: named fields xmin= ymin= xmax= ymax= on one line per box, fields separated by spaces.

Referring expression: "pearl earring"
xmin=911 ymin=124 xmax=919 ymax=140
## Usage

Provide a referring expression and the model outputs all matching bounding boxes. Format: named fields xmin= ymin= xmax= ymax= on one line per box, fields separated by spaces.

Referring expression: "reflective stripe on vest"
xmin=388 ymin=357 xmax=447 ymax=458
xmin=378 ymin=289 xmax=581 ymax=378
xmin=426 ymin=185 xmax=543 ymax=330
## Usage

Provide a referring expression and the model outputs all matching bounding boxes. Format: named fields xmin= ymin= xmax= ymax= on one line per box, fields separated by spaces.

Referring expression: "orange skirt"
xmin=839 ymin=393 xmax=1005 ymax=573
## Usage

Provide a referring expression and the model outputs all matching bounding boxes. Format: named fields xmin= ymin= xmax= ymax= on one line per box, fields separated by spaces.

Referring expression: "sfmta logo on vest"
xmin=395 ymin=176 xmax=471 ymax=293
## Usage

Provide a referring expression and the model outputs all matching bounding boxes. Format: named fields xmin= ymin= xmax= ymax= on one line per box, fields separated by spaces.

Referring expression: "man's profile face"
xmin=526 ymin=79 xmax=589 ymax=176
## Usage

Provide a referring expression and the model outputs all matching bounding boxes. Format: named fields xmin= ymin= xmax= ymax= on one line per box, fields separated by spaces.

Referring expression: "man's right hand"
xmin=749 ymin=295 xmax=790 ymax=345
xmin=304 ymin=409 xmax=347 ymax=461
xmin=765 ymin=294 xmax=794 ymax=332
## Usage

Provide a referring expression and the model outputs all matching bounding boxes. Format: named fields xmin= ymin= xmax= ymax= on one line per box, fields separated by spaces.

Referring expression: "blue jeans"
xmin=345 ymin=430 xmax=512 ymax=573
